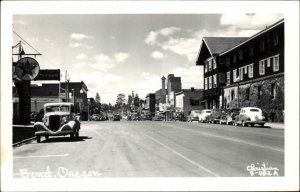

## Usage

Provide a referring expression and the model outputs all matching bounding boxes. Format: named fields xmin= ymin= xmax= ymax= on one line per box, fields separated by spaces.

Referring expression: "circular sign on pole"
xmin=15 ymin=57 xmax=40 ymax=81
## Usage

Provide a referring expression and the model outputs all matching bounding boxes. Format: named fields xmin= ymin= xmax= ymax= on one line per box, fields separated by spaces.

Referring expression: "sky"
xmin=12 ymin=13 xmax=283 ymax=104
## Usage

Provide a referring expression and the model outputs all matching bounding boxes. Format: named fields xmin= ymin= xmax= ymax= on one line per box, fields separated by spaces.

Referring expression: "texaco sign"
xmin=15 ymin=57 xmax=40 ymax=81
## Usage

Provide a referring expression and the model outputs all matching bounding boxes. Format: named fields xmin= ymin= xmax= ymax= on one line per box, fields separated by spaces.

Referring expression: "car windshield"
xmin=250 ymin=109 xmax=260 ymax=112
xmin=46 ymin=105 xmax=69 ymax=113
xmin=206 ymin=111 xmax=211 ymax=113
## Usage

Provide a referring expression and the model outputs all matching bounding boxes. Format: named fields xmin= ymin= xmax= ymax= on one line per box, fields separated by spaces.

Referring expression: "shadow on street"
xmin=41 ymin=136 xmax=92 ymax=143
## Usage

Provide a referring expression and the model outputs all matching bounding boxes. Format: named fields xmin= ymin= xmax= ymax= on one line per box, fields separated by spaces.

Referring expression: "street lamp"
xmin=72 ymin=89 xmax=75 ymax=106
xmin=236 ymin=76 xmax=241 ymax=108
xmin=80 ymin=89 xmax=83 ymax=119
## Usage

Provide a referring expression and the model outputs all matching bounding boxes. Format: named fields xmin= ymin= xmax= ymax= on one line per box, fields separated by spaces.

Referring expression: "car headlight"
xmin=61 ymin=116 xmax=68 ymax=124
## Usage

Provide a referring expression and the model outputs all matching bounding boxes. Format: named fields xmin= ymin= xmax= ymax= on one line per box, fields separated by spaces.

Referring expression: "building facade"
xmin=175 ymin=88 xmax=204 ymax=117
xmin=145 ymin=93 xmax=156 ymax=116
xmin=13 ymin=81 xmax=89 ymax=122
xmin=196 ymin=19 xmax=284 ymax=122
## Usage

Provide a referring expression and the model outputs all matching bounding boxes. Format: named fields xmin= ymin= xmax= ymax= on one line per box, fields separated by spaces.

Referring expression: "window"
xmin=249 ymin=44 xmax=253 ymax=56
xmin=244 ymin=66 xmax=247 ymax=74
xmin=231 ymin=89 xmax=235 ymax=100
xmin=227 ymin=71 xmax=230 ymax=86
xmin=190 ymin=97 xmax=200 ymax=106
xmin=204 ymin=77 xmax=207 ymax=90
xmin=239 ymin=49 xmax=243 ymax=60
xmin=233 ymin=69 xmax=236 ymax=82
xmin=233 ymin=53 xmax=237 ymax=63
xmin=248 ymin=64 xmax=253 ymax=78
xmin=259 ymin=60 xmax=265 ymax=75
xmin=213 ymin=58 xmax=216 ymax=69
xmin=213 ymin=74 xmax=217 ymax=88
xmin=246 ymin=87 xmax=250 ymax=100
xmin=226 ymin=55 xmax=230 ymax=66
xmin=209 ymin=76 xmax=212 ymax=89
xmin=271 ymin=83 xmax=277 ymax=99
xmin=260 ymin=39 xmax=265 ymax=51
xmin=267 ymin=58 xmax=271 ymax=67
xmin=273 ymin=54 xmax=279 ymax=72
xmin=208 ymin=59 xmax=212 ymax=71
xmin=219 ymin=56 xmax=224 ymax=65
xmin=239 ymin=68 xmax=243 ymax=81
xmin=273 ymin=33 xmax=279 ymax=46
xmin=257 ymin=85 xmax=261 ymax=100
xmin=204 ymin=63 xmax=207 ymax=73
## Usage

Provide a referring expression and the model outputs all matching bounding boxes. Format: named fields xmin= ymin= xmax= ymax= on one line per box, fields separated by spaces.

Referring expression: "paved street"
xmin=13 ymin=120 xmax=284 ymax=178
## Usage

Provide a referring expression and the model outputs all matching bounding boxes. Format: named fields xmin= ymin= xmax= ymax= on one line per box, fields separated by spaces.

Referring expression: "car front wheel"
xmin=36 ymin=135 xmax=41 ymax=143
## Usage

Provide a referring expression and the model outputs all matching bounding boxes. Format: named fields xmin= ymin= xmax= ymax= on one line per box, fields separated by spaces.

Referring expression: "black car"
xmin=112 ymin=114 xmax=121 ymax=121
xmin=175 ymin=112 xmax=186 ymax=122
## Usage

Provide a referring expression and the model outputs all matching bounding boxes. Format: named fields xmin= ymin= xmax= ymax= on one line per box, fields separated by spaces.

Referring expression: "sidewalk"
xmin=265 ymin=122 xmax=284 ymax=129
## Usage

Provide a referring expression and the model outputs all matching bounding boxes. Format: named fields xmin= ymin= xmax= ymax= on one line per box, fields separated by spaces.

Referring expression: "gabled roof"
xmin=220 ymin=18 xmax=284 ymax=56
xmin=204 ymin=37 xmax=248 ymax=55
xmin=196 ymin=37 xmax=248 ymax=65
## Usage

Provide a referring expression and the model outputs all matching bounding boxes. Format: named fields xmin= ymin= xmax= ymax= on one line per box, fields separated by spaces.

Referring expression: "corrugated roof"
xmin=203 ymin=37 xmax=249 ymax=54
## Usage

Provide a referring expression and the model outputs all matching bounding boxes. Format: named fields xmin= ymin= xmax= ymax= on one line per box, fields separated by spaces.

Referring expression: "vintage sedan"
xmin=234 ymin=107 xmax=266 ymax=127
xmin=206 ymin=109 xmax=224 ymax=124
xmin=187 ymin=110 xmax=202 ymax=122
xmin=198 ymin=109 xmax=212 ymax=123
xmin=34 ymin=103 xmax=80 ymax=143
xmin=219 ymin=108 xmax=240 ymax=125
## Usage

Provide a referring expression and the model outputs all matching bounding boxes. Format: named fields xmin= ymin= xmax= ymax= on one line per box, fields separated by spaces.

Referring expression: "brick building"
xmin=175 ymin=88 xmax=204 ymax=117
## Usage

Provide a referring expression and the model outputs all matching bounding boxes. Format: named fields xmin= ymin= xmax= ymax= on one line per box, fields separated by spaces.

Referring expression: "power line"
xmin=13 ymin=30 xmax=41 ymax=55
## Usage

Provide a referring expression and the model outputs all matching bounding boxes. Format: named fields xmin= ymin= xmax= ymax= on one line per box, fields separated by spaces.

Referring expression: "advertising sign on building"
xmin=34 ymin=69 xmax=60 ymax=81
xmin=15 ymin=57 xmax=40 ymax=81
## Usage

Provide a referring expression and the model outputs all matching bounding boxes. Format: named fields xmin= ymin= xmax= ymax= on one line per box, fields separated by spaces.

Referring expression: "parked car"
xmin=219 ymin=108 xmax=240 ymax=125
xmin=33 ymin=103 xmax=81 ymax=143
xmin=187 ymin=110 xmax=202 ymax=122
xmin=175 ymin=112 xmax=186 ymax=122
xmin=206 ymin=109 xmax=224 ymax=124
xmin=112 ymin=114 xmax=121 ymax=121
xmin=198 ymin=109 xmax=212 ymax=123
xmin=234 ymin=107 xmax=266 ymax=127
xmin=152 ymin=114 xmax=164 ymax=121
xmin=131 ymin=113 xmax=140 ymax=121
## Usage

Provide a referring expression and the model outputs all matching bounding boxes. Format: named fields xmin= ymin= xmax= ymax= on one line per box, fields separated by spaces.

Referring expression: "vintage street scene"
xmin=11 ymin=14 xmax=285 ymax=178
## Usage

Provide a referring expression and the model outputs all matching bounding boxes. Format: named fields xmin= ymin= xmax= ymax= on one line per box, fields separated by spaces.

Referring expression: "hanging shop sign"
xmin=15 ymin=57 xmax=40 ymax=81
xmin=34 ymin=69 xmax=60 ymax=81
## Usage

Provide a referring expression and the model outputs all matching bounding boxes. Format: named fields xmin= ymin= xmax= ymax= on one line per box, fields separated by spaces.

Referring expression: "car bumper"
xmin=34 ymin=121 xmax=77 ymax=136
xmin=246 ymin=120 xmax=266 ymax=125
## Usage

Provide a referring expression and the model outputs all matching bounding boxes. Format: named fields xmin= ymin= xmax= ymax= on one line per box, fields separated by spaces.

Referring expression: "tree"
xmin=95 ymin=93 xmax=100 ymax=103
xmin=95 ymin=93 xmax=101 ymax=113
xmin=133 ymin=94 xmax=140 ymax=107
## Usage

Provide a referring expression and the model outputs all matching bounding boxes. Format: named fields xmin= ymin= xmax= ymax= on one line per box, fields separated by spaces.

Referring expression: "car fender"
xmin=61 ymin=120 xmax=76 ymax=132
xmin=34 ymin=122 xmax=50 ymax=132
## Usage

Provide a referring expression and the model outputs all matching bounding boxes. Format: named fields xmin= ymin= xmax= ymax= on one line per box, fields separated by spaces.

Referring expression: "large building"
xmin=196 ymin=19 xmax=284 ymax=122
xmin=145 ymin=93 xmax=156 ymax=116
xmin=175 ymin=88 xmax=204 ymax=117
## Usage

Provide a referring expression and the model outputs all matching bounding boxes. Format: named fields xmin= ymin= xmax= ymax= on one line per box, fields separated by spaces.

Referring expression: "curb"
xmin=13 ymin=136 xmax=36 ymax=148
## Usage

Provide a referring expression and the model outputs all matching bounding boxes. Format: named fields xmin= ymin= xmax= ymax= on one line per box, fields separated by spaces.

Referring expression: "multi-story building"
xmin=196 ymin=37 xmax=248 ymax=109
xmin=196 ymin=19 xmax=284 ymax=122
xmin=155 ymin=76 xmax=167 ymax=111
xmin=175 ymin=88 xmax=204 ymax=117
xmin=145 ymin=93 xmax=156 ymax=117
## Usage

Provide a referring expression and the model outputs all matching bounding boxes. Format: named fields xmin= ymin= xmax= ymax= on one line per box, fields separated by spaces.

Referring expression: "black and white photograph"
xmin=1 ymin=1 xmax=299 ymax=191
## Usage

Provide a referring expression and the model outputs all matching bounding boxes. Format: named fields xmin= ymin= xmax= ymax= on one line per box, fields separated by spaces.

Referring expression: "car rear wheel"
xmin=260 ymin=123 xmax=265 ymax=127
xmin=70 ymin=133 xmax=74 ymax=138
xmin=36 ymin=135 xmax=41 ymax=143
xmin=75 ymin=132 xmax=79 ymax=137
xmin=45 ymin=135 xmax=49 ymax=140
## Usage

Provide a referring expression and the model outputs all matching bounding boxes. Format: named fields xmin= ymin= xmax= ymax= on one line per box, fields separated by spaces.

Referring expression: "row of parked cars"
xmin=188 ymin=107 xmax=267 ymax=127
xmin=91 ymin=113 xmax=121 ymax=121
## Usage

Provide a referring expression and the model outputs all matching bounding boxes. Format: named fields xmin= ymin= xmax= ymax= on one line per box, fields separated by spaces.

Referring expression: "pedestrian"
xmin=35 ymin=109 xmax=44 ymax=122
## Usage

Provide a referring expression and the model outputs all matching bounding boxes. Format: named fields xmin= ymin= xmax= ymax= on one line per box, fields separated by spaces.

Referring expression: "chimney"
xmin=161 ymin=76 xmax=166 ymax=91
